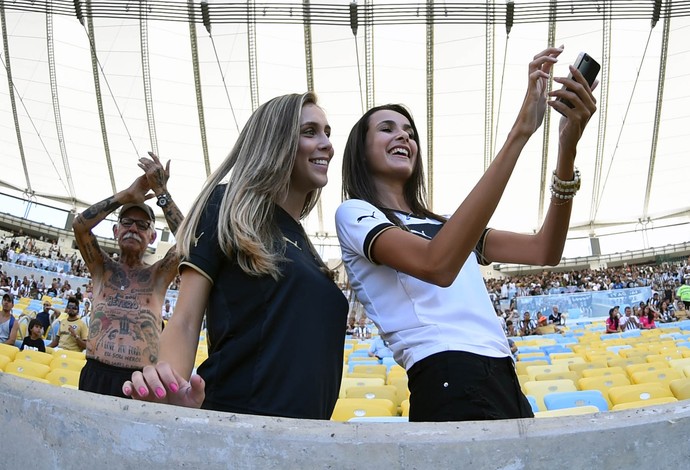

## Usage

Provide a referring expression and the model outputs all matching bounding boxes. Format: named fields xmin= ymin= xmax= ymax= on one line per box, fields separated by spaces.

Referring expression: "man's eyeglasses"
xmin=119 ymin=217 xmax=151 ymax=231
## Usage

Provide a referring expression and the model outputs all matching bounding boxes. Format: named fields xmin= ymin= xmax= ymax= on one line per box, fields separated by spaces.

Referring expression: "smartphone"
xmin=555 ymin=52 xmax=600 ymax=114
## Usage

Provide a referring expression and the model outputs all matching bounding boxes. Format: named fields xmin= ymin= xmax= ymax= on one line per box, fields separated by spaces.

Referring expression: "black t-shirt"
xmin=21 ymin=336 xmax=46 ymax=352
xmin=181 ymin=186 xmax=348 ymax=419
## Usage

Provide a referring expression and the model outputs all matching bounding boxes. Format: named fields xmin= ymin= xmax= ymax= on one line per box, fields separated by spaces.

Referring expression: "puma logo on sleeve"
xmin=357 ymin=212 xmax=376 ymax=223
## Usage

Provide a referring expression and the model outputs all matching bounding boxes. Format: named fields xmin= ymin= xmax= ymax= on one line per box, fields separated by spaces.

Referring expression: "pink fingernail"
xmin=155 ymin=387 xmax=166 ymax=398
xmin=169 ymin=383 xmax=179 ymax=393
xmin=124 ymin=387 xmax=131 ymax=396
xmin=139 ymin=387 xmax=148 ymax=397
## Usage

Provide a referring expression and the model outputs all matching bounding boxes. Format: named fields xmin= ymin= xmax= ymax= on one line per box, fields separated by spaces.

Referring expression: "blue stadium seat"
xmin=621 ymin=329 xmax=642 ymax=338
xmin=525 ymin=395 xmax=539 ymax=413
xmin=543 ymin=390 xmax=609 ymax=412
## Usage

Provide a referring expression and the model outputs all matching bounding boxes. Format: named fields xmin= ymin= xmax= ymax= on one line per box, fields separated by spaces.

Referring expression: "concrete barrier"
xmin=2 ymin=373 xmax=690 ymax=469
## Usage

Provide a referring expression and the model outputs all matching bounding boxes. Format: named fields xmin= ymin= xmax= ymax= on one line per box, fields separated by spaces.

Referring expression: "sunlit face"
xmin=364 ymin=110 xmax=418 ymax=181
xmin=65 ymin=302 xmax=79 ymax=317
xmin=113 ymin=207 xmax=156 ymax=251
xmin=31 ymin=323 xmax=43 ymax=336
xmin=289 ymin=104 xmax=333 ymax=197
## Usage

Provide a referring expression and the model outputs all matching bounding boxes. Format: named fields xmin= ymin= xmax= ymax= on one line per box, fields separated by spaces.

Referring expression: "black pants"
xmin=407 ymin=351 xmax=534 ymax=422
xmin=79 ymin=358 xmax=140 ymax=399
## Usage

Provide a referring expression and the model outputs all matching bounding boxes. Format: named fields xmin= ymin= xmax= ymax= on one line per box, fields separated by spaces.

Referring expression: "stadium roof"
xmin=1 ymin=0 xmax=689 ymax=259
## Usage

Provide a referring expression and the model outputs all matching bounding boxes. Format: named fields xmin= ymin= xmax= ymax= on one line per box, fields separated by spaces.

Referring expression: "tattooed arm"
xmin=140 ymin=152 xmax=184 ymax=236
xmin=73 ymin=174 xmax=153 ymax=277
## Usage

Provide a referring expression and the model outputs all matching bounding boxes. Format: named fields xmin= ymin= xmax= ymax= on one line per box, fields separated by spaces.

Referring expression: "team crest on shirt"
xmin=357 ymin=212 xmax=376 ymax=223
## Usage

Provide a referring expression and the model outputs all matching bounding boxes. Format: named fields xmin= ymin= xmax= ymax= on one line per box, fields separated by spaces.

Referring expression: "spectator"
xmin=0 ymin=293 xmax=19 ymax=345
xmin=72 ymin=152 xmax=183 ymax=398
xmin=548 ymin=305 xmax=564 ymax=325
xmin=640 ymin=306 xmax=656 ymax=329
xmin=619 ymin=306 xmax=640 ymax=331
xmin=20 ymin=319 xmax=46 ymax=352
xmin=48 ymin=297 xmax=87 ymax=351
xmin=519 ymin=312 xmax=538 ymax=337
xmin=368 ymin=336 xmax=394 ymax=360
xmin=605 ymin=307 xmax=620 ymax=334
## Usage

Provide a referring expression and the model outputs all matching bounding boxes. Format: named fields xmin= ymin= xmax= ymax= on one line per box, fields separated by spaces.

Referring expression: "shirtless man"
xmin=73 ymin=152 xmax=183 ymax=398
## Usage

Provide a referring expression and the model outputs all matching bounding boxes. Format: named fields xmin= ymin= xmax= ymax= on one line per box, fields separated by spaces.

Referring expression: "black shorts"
xmin=79 ymin=358 xmax=141 ymax=399
xmin=407 ymin=350 xmax=534 ymax=422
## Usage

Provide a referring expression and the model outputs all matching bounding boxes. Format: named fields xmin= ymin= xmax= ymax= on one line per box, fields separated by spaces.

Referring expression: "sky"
xmin=1 ymin=1 xmax=689 ymax=262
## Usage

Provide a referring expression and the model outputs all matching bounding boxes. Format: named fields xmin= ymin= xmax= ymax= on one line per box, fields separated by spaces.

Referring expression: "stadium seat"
xmin=345 ymin=385 xmax=401 ymax=407
xmin=4 ymin=359 xmax=50 ymax=379
xmin=525 ymin=395 xmax=539 ymax=413
xmin=543 ymin=390 xmax=609 ymax=412
xmin=515 ymin=360 xmax=548 ymax=376
xmin=611 ymin=397 xmax=678 ymax=411
xmin=525 ymin=364 xmax=570 ymax=381
xmin=668 ymin=357 xmax=690 ymax=373
xmin=330 ymin=398 xmax=395 ymax=421
xmin=339 ymin=377 xmax=385 ymax=398
xmin=646 ymin=352 xmax=683 ymax=363
xmin=49 ymin=357 xmax=85 ymax=372
xmin=45 ymin=368 xmax=81 ymax=387
xmin=569 ymin=361 xmax=609 ymax=375
xmin=608 ymin=383 xmax=675 ymax=406
xmin=626 ymin=362 xmax=670 ymax=378
xmin=388 ymin=376 xmax=410 ymax=404
xmin=0 ymin=343 xmax=19 ymax=361
xmin=631 ymin=368 xmax=684 ymax=387
xmin=580 ymin=366 xmax=625 ymax=378
xmin=534 ymin=406 xmax=600 ymax=418
xmin=523 ymin=379 xmax=577 ymax=411
xmin=400 ymin=399 xmax=410 ymax=417
xmin=608 ymin=357 xmax=646 ymax=369
xmin=534 ymin=371 xmax=580 ymax=383
xmin=669 ymin=378 xmax=690 ymax=401
xmin=578 ymin=374 xmax=631 ymax=407
xmin=15 ymin=349 xmax=53 ymax=366
xmin=0 ymin=354 xmax=11 ymax=371
xmin=550 ymin=356 xmax=586 ymax=367
xmin=52 ymin=349 xmax=86 ymax=361
xmin=350 ymin=363 xmax=387 ymax=378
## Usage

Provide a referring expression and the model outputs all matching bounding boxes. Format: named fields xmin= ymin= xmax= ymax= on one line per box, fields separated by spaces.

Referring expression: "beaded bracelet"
xmin=551 ymin=168 xmax=581 ymax=194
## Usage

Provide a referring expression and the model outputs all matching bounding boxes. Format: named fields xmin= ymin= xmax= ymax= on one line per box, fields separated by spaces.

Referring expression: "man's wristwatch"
xmin=156 ymin=193 xmax=170 ymax=208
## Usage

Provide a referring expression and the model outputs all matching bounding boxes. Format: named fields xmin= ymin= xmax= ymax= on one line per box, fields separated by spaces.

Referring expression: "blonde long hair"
xmin=177 ymin=92 xmax=324 ymax=279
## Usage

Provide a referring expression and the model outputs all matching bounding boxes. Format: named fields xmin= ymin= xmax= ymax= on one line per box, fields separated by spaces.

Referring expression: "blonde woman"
xmin=125 ymin=93 xmax=347 ymax=419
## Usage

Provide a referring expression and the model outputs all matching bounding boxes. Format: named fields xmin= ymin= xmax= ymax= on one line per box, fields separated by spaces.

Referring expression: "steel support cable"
xmin=200 ymin=1 xmax=240 ymax=133
xmin=642 ymin=0 xmax=671 ymax=220
xmin=46 ymin=4 xmax=77 ymax=203
xmin=246 ymin=0 xmax=260 ymax=111
xmin=489 ymin=0 xmax=513 ymax=164
xmin=83 ymin=0 xmax=118 ymax=195
xmin=425 ymin=0 xmax=433 ymax=210
xmin=140 ymin=0 xmax=159 ymax=156
xmin=0 ymin=3 xmax=31 ymax=193
xmin=592 ymin=27 xmax=655 ymax=222
xmin=349 ymin=1 xmax=364 ymax=115
xmin=188 ymin=0 xmax=211 ymax=177
xmin=483 ymin=0 xmax=495 ymax=172
xmin=363 ymin=0 xmax=373 ymax=111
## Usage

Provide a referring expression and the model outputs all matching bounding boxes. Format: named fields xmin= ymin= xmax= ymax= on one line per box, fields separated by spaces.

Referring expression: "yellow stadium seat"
xmin=669 ymin=378 xmax=690 ymax=401
xmin=52 ymin=349 xmax=86 ymax=361
xmin=515 ymin=360 xmax=548 ymax=376
xmin=49 ymin=357 xmax=85 ymax=372
xmin=646 ymin=352 xmax=683 ymax=363
xmin=631 ymin=368 xmax=684 ymax=387
xmin=0 ymin=343 xmax=19 ymax=361
xmin=351 ymin=363 xmax=387 ymax=378
xmin=617 ymin=349 xmax=649 ymax=359
xmin=626 ymin=362 xmax=670 ymax=378
xmin=668 ymin=357 xmax=690 ymax=373
xmin=548 ymin=352 xmax=577 ymax=361
xmin=611 ymin=397 xmax=678 ymax=411
xmin=523 ymin=379 xmax=577 ymax=411
xmin=608 ymin=357 xmax=646 ymax=369
xmin=330 ymin=398 xmax=395 ymax=421
xmin=15 ymin=349 xmax=53 ymax=366
xmin=534 ymin=405 xmax=600 ymax=418
xmin=339 ymin=377 xmax=385 ymax=398
xmin=45 ymin=368 xmax=81 ymax=387
xmin=525 ymin=364 xmax=570 ymax=381
xmin=400 ymin=399 xmax=410 ymax=417
xmin=345 ymin=385 xmax=401 ymax=407
xmin=534 ymin=371 xmax=580 ymax=383
xmin=353 ymin=343 xmax=372 ymax=352
xmin=586 ymin=351 xmax=617 ymax=363
xmin=578 ymin=374 xmax=631 ymax=407
xmin=387 ymin=365 xmax=406 ymax=381
xmin=581 ymin=366 xmax=626 ymax=378
xmin=551 ymin=357 xmax=586 ymax=367
xmin=4 ymin=359 xmax=50 ymax=379
xmin=388 ymin=376 xmax=410 ymax=404
xmin=682 ymin=349 xmax=690 ymax=358
xmin=0 ymin=354 xmax=11 ymax=371
xmin=608 ymin=383 xmax=675 ymax=406
xmin=569 ymin=361 xmax=609 ymax=375
xmin=517 ymin=352 xmax=548 ymax=360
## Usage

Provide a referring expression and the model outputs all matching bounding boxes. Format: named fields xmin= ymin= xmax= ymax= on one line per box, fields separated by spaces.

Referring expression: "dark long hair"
xmin=341 ymin=104 xmax=445 ymax=229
